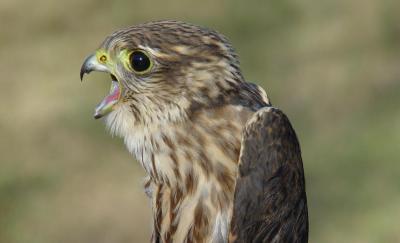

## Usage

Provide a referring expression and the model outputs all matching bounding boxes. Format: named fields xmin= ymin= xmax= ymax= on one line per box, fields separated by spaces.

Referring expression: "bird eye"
xmin=129 ymin=51 xmax=152 ymax=73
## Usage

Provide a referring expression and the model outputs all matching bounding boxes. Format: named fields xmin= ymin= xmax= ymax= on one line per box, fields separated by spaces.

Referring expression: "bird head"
xmin=80 ymin=21 xmax=243 ymax=132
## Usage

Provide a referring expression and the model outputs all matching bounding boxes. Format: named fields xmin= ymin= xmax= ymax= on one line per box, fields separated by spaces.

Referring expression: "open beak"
xmin=80 ymin=54 xmax=122 ymax=119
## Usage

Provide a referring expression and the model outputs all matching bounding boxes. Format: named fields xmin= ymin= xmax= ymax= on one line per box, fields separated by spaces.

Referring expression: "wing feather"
xmin=229 ymin=107 xmax=308 ymax=243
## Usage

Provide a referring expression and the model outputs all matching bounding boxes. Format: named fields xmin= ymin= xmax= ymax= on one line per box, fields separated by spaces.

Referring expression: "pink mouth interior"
xmin=104 ymin=82 xmax=120 ymax=103
xmin=94 ymin=80 xmax=121 ymax=118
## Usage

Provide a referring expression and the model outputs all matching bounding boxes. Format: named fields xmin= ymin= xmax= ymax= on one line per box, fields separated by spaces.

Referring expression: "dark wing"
xmin=229 ymin=107 xmax=308 ymax=243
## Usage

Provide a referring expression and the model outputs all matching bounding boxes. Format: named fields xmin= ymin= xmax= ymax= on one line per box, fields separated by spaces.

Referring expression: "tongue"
xmin=94 ymin=81 xmax=121 ymax=119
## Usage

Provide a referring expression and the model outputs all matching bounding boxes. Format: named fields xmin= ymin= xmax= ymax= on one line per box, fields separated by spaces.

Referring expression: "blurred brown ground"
xmin=1 ymin=0 xmax=400 ymax=242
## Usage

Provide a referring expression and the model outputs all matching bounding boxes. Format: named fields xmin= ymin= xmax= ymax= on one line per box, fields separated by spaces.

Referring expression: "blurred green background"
xmin=1 ymin=0 xmax=399 ymax=242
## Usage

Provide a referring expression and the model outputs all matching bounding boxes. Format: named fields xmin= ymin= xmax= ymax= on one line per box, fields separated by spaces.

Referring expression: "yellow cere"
xmin=96 ymin=50 xmax=109 ymax=64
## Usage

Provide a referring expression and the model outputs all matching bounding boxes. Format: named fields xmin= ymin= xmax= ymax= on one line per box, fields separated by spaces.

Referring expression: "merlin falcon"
xmin=80 ymin=20 xmax=308 ymax=243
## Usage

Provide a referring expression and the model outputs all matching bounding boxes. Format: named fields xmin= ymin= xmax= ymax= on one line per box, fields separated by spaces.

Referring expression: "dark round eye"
xmin=130 ymin=51 xmax=151 ymax=73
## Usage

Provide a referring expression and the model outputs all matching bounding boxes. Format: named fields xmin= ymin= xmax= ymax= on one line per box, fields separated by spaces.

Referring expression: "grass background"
xmin=1 ymin=0 xmax=399 ymax=242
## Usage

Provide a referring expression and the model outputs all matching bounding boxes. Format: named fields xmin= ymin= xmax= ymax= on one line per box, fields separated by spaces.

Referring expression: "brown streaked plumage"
xmin=80 ymin=20 xmax=308 ymax=243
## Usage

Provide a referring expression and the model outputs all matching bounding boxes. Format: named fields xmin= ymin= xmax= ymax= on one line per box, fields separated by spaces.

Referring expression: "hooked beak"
xmin=80 ymin=54 xmax=109 ymax=81
xmin=80 ymin=54 xmax=122 ymax=119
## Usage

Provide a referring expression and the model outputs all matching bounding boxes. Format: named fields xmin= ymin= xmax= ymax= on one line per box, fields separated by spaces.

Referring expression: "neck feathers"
xmin=106 ymin=102 xmax=254 ymax=242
